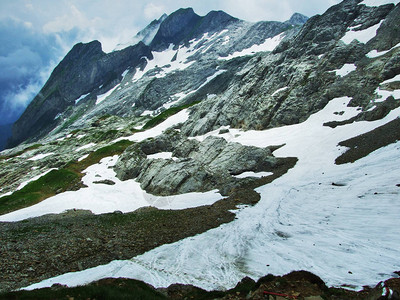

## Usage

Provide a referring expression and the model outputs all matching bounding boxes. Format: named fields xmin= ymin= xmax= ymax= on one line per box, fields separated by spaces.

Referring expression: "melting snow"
xmin=366 ymin=42 xmax=400 ymax=58
xmin=131 ymin=42 xmax=200 ymax=82
xmin=78 ymin=154 xmax=89 ymax=162
xmin=341 ymin=20 xmax=383 ymax=44
xmin=374 ymin=74 xmax=400 ymax=102
xmin=147 ymin=152 xmax=177 ymax=160
xmin=332 ymin=64 xmax=357 ymax=77
xmin=75 ymin=93 xmax=90 ymax=105
xmin=360 ymin=0 xmax=400 ymax=6
xmin=114 ymin=109 xmax=190 ymax=144
xmin=95 ymin=85 xmax=120 ymax=105
xmin=75 ymin=143 xmax=96 ymax=152
xmin=141 ymin=110 xmax=154 ymax=117
xmin=233 ymin=171 xmax=273 ymax=179
xmin=219 ymin=33 xmax=285 ymax=60
xmin=28 ymin=153 xmax=55 ymax=161
xmin=271 ymin=87 xmax=288 ymax=97
xmin=24 ymin=96 xmax=400 ymax=291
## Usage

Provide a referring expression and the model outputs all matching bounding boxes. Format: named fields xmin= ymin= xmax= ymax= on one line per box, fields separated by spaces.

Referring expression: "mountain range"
xmin=0 ymin=0 xmax=400 ymax=298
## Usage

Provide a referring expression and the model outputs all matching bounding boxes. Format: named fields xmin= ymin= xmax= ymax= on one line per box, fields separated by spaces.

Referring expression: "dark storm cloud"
xmin=0 ymin=18 xmax=73 ymax=125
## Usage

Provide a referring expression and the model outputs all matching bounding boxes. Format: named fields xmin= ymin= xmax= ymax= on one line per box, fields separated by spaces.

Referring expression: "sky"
xmin=0 ymin=0 xmax=341 ymax=127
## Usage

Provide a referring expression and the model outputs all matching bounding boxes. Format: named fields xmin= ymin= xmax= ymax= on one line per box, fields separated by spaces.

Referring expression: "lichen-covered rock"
xmin=115 ymin=133 xmax=279 ymax=196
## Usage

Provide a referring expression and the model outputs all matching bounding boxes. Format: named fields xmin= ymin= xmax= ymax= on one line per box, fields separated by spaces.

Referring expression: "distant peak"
xmin=286 ymin=13 xmax=309 ymax=26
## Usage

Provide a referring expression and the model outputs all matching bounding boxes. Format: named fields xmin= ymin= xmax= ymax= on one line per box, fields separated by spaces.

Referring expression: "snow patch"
xmin=219 ymin=33 xmax=285 ymax=60
xmin=75 ymin=93 xmax=90 ymax=105
xmin=332 ymin=64 xmax=357 ymax=77
xmin=28 ymin=153 xmax=55 ymax=161
xmin=366 ymin=42 xmax=400 ymax=58
xmin=116 ymin=109 xmax=189 ymax=143
xmin=75 ymin=143 xmax=96 ymax=152
xmin=341 ymin=20 xmax=383 ymax=44
xmin=233 ymin=171 xmax=273 ymax=179
xmin=147 ymin=152 xmax=177 ymax=160
xmin=78 ymin=154 xmax=89 ymax=162
xmin=271 ymin=87 xmax=288 ymax=97
xmin=381 ymin=74 xmax=400 ymax=85
xmin=95 ymin=85 xmax=120 ymax=105
xmin=141 ymin=110 xmax=154 ymax=117
xmin=359 ymin=0 xmax=400 ymax=6
xmin=131 ymin=42 xmax=202 ymax=82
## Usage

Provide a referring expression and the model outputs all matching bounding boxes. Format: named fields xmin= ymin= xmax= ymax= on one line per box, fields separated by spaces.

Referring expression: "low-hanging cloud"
xmin=0 ymin=18 xmax=69 ymax=125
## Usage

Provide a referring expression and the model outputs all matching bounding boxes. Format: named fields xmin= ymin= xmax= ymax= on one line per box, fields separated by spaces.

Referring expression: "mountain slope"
xmin=6 ymin=9 xmax=304 ymax=149
xmin=1 ymin=0 xmax=400 ymax=295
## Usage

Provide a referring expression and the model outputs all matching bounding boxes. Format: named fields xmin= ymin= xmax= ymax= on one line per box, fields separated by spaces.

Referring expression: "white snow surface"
xmin=28 ymin=153 xmax=55 ymax=161
xmin=163 ymin=70 xmax=225 ymax=110
xmin=114 ymin=109 xmax=189 ymax=143
xmin=360 ymin=0 xmax=400 ymax=6
xmin=23 ymin=96 xmax=400 ymax=291
xmin=95 ymin=85 xmax=120 ymax=105
xmin=374 ymin=74 xmax=400 ymax=102
xmin=131 ymin=42 xmax=199 ymax=82
xmin=366 ymin=42 xmax=400 ymax=58
xmin=75 ymin=143 xmax=96 ymax=152
xmin=147 ymin=152 xmax=177 ymax=160
xmin=341 ymin=20 xmax=383 ymax=44
xmin=75 ymin=93 xmax=90 ymax=105
xmin=271 ymin=87 xmax=288 ymax=97
xmin=219 ymin=33 xmax=285 ymax=60
xmin=233 ymin=171 xmax=273 ymax=179
xmin=332 ymin=64 xmax=357 ymax=77
xmin=0 ymin=155 xmax=222 ymax=222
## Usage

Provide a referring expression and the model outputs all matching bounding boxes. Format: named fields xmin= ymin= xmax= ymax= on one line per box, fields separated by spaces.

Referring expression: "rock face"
xmin=115 ymin=130 xmax=279 ymax=195
xmin=8 ymin=41 xmax=151 ymax=147
xmin=7 ymin=8 xmax=307 ymax=148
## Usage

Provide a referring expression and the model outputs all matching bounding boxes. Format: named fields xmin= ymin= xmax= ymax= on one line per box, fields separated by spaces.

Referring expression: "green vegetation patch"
xmin=0 ymin=169 xmax=81 ymax=215
xmin=142 ymin=101 xmax=199 ymax=130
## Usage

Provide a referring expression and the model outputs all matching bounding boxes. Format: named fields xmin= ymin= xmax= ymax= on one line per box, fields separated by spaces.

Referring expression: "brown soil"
xmin=335 ymin=117 xmax=400 ymax=164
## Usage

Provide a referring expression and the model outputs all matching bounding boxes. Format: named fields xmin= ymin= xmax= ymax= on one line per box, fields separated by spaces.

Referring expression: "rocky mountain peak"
xmin=286 ymin=12 xmax=309 ymax=26
xmin=150 ymin=8 xmax=202 ymax=50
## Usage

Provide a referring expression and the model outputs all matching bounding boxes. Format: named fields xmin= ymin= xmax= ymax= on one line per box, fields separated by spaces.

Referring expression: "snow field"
xmin=0 ymin=154 xmax=223 ymax=222
xmin=24 ymin=96 xmax=400 ymax=291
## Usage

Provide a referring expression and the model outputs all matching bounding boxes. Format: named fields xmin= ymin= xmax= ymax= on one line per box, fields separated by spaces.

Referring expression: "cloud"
xmin=0 ymin=18 xmax=65 ymax=125
xmin=144 ymin=3 xmax=167 ymax=20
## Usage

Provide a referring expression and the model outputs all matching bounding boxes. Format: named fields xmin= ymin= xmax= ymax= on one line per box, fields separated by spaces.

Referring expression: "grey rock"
xmin=115 ymin=133 xmax=278 ymax=196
